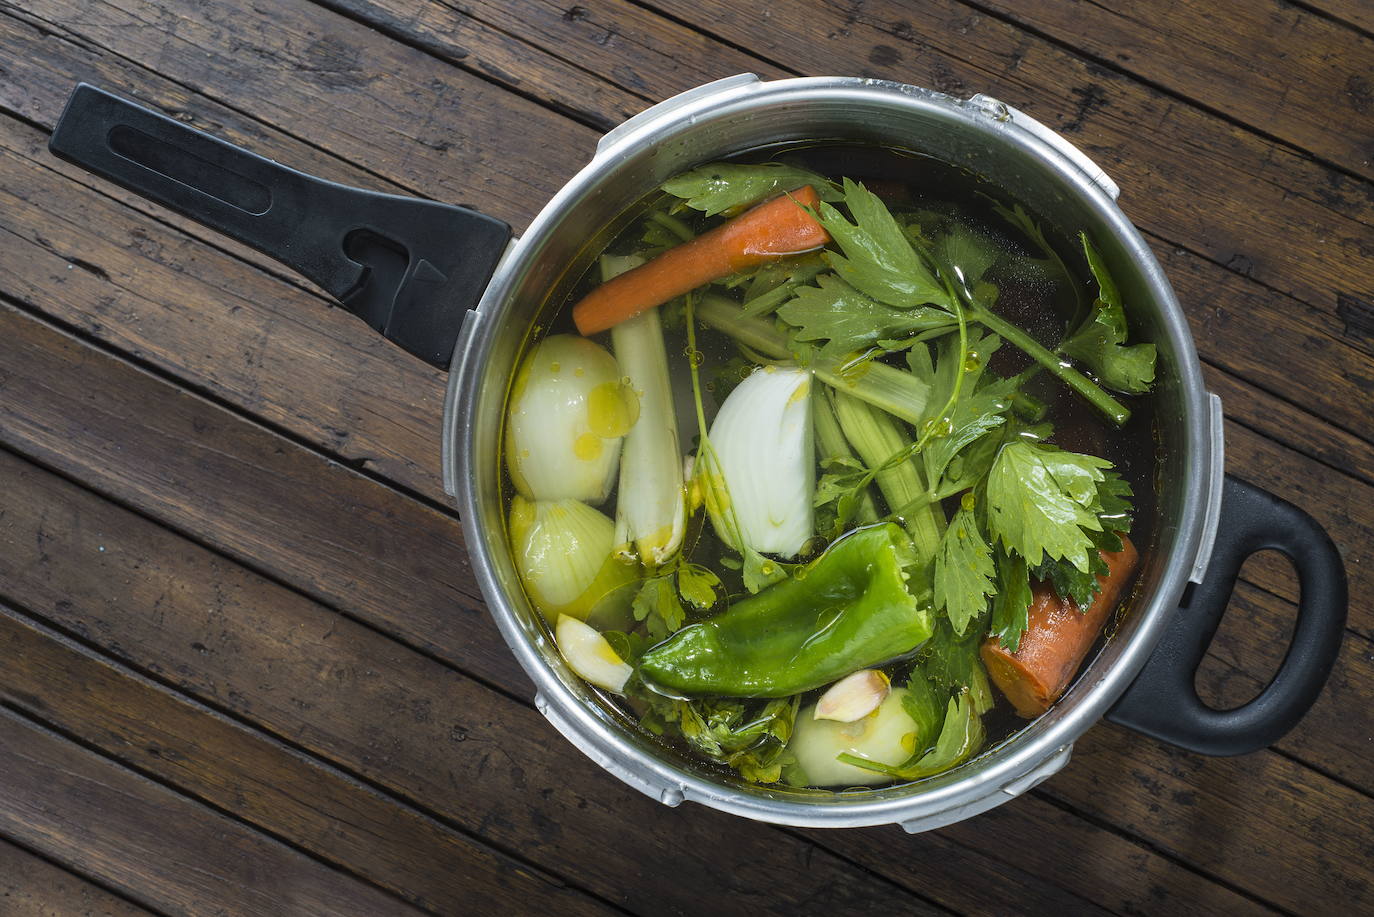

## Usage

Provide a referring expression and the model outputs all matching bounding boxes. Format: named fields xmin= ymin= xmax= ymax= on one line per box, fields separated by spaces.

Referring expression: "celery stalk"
xmin=603 ymin=256 xmax=686 ymax=568
xmin=813 ymin=386 xmax=879 ymax=525
xmin=831 ymin=390 xmax=943 ymax=560
xmin=696 ymin=295 xmax=931 ymax=427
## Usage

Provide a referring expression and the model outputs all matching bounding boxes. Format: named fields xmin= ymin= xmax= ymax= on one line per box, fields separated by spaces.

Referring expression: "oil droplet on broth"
xmin=586 ymin=381 xmax=638 ymax=438
xmin=573 ymin=432 xmax=604 ymax=461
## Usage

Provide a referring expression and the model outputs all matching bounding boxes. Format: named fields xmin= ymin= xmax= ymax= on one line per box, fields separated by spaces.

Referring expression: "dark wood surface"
xmin=0 ymin=0 xmax=1369 ymax=913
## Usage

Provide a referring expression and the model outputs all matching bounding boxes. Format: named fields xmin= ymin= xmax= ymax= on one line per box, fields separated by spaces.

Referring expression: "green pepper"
xmin=637 ymin=524 xmax=934 ymax=697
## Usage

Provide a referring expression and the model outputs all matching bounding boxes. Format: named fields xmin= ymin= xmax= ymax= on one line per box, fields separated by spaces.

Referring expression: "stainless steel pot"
xmin=49 ymin=75 xmax=1347 ymax=832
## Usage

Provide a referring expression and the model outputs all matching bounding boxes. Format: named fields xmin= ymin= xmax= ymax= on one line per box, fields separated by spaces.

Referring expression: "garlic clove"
xmin=814 ymin=669 xmax=891 ymax=722
xmin=556 ymin=615 xmax=633 ymax=694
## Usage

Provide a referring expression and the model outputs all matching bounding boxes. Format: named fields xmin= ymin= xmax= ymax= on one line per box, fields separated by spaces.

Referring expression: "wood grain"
xmin=971 ymin=0 xmax=1374 ymax=181
xmin=0 ymin=838 xmax=153 ymax=917
xmin=0 ymin=709 xmax=423 ymax=916
xmin=0 ymin=603 xmax=614 ymax=916
xmin=0 ymin=268 xmax=1364 ymax=910
xmin=0 ymin=386 xmax=948 ymax=916
xmin=0 ymin=0 xmax=1366 ymax=911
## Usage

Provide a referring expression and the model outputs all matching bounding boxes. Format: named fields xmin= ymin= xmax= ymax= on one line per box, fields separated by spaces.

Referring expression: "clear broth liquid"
xmin=509 ymin=142 xmax=1157 ymax=785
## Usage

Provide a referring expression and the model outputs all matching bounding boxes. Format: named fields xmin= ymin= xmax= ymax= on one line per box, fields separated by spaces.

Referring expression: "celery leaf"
xmin=989 ymin=551 xmax=1033 ymax=652
xmin=986 ymin=441 xmax=1114 ymax=571
xmin=934 ymin=506 xmax=997 ymax=635
xmin=779 ymin=273 xmax=954 ymax=363
xmin=816 ymin=179 xmax=954 ymax=310
xmin=1060 ymin=233 xmax=1157 ymax=394
xmin=661 ymin=162 xmax=841 ymax=216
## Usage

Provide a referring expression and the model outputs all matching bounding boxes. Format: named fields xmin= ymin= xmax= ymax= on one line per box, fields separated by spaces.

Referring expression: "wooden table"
xmin=0 ymin=1 xmax=1369 ymax=913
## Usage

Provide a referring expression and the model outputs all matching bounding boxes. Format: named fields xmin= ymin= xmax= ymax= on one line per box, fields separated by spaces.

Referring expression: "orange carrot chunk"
xmin=981 ymin=536 xmax=1139 ymax=718
xmin=572 ymin=185 xmax=830 ymax=336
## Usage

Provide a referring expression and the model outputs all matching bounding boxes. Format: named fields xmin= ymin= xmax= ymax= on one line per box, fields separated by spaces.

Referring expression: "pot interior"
xmin=456 ymin=78 xmax=1206 ymax=824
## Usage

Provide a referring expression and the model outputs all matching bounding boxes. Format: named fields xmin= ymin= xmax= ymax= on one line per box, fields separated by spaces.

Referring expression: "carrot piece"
xmin=981 ymin=536 xmax=1139 ymax=718
xmin=572 ymin=186 xmax=829 ymax=336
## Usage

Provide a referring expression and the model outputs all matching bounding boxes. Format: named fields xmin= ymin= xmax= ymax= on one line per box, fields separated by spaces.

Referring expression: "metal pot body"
xmin=445 ymin=75 xmax=1219 ymax=831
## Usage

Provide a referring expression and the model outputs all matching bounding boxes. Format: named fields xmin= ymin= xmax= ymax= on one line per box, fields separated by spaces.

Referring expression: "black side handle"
xmin=1107 ymin=474 xmax=1346 ymax=755
xmin=48 ymin=84 xmax=511 ymax=368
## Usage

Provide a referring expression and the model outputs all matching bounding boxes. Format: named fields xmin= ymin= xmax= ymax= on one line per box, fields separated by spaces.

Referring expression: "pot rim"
xmin=449 ymin=75 xmax=1212 ymax=829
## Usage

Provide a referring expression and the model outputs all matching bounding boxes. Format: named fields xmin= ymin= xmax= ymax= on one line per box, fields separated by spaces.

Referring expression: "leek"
xmin=695 ymin=294 xmax=931 ymax=427
xmin=603 ymin=256 xmax=686 ymax=568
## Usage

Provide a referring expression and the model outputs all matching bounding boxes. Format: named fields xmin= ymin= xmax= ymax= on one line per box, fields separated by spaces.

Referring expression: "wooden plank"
xmin=0 ymin=410 xmax=949 ymax=917
xmin=1043 ymin=723 xmax=1374 ymax=913
xmin=0 ymin=837 xmax=153 ymax=917
xmin=809 ymin=793 xmax=1275 ymax=917
xmin=0 ymin=271 xmax=1353 ymax=915
xmin=13 ymin=0 xmax=594 ymax=228
xmin=0 ymin=603 xmax=615 ymax=917
xmin=2 ymin=6 xmax=1370 ymax=468
xmin=970 ymin=0 xmax=1374 ymax=181
xmin=14 ymin=0 xmax=1373 ymax=372
xmin=0 ymin=709 xmax=421 ymax=916
xmin=1297 ymin=0 xmax=1374 ymax=37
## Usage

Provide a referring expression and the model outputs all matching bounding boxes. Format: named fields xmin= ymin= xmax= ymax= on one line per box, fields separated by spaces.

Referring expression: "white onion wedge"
xmin=505 ymin=335 xmax=635 ymax=504
xmin=704 ymin=366 xmax=814 ymax=558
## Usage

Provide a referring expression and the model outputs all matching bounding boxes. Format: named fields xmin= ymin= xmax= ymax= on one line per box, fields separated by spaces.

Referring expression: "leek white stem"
xmin=604 ymin=256 xmax=686 ymax=568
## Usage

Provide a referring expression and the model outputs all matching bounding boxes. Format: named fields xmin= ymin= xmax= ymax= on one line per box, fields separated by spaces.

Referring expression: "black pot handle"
xmin=47 ymin=84 xmax=511 ymax=368
xmin=1106 ymin=474 xmax=1346 ymax=755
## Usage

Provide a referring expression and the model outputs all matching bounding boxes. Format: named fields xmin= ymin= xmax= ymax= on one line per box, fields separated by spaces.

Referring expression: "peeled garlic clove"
xmin=814 ymin=669 xmax=891 ymax=722
xmin=556 ymin=615 xmax=633 ymax=694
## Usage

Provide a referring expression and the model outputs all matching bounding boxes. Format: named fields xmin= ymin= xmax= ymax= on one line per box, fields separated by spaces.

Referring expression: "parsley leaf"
xmin=661 ymin=163 xmax=841 ymax=216
xmin=815 ymin=179 xmax=954 ymax=310
xmin=779 ymin=273 xmax=955 ymax=363
xmin=935 ymin=220 xmax=1001 ymax=291
xmin=1060 ymin=233 xmax=1157 ymax=394
xmin=631 ymin=574 xmax=686 ymax=640
xmin=676 ymin=563 xmax=722 ymax=612
xmin=989 ymin=551 xmax=1033 ymax=652
xmin=919 ymin=618 xmax=995 ymax=715
xmin=743 ymin=547 xmax=791 ymax=593
xmin=934 ymin=505 xmax=996 ymax=635
xmin=813 ymin=454 xmax=873 ymax=539
xmin=985 ymin=441 xmax=1114 ymax=572
xmin=917 ymin=332 xmax=1018 ymax=491
xmin=643 ymin=695 xmax=798 ymax=784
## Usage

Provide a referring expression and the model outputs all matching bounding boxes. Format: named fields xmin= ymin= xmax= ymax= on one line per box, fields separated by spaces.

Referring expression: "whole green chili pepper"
xmin=637 ymin=524 xmax=934 ymax=697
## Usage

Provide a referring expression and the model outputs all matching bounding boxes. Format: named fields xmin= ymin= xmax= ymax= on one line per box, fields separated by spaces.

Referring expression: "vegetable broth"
xmin=503 ymin=143 xmax=1157 ymax=789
